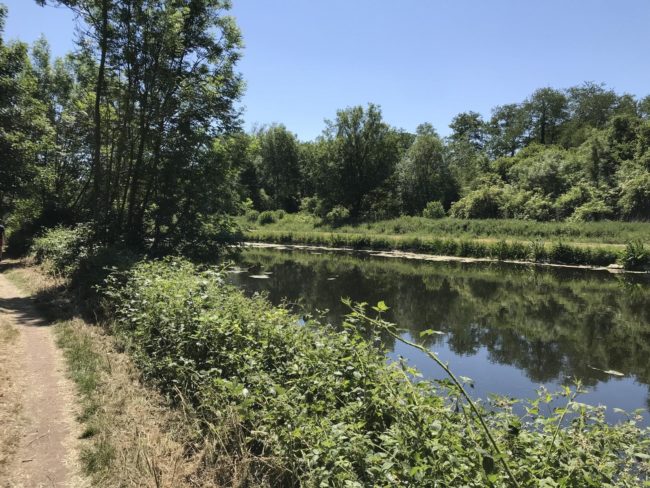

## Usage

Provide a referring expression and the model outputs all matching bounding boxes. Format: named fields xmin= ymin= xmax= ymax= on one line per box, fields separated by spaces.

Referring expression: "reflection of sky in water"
xmin=391 ymin=334 xmax=649 ymax=424
xmin=229 ymin=248 xmax=650 ymax=425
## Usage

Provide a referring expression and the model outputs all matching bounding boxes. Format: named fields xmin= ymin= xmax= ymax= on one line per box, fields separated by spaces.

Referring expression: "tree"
xmin=257 ymin=125 xmax=301 ymax=211
xmin=35 ymin=0 xmax=244 ymax=250
xmin=523 ymin=87 xmax=568 ymax=145
xmin=397 ymin=123 xmax=457 ymax=214
xmin=317 ymin=104 xmax=398 ymax=216
xmin=487 ymin=103 xmax=528 ymax=158
xmin=449 ymin=111 xmax=487 ymax=150
xmin=639 ymin=95 xmax=650 ymax=119
xmin=0 ymin=8 xmax=51 ymax=219
xmin=567 ymin=82 xmax=619 ymax=128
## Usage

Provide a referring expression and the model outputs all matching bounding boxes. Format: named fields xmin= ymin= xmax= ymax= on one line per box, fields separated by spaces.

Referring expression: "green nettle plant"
xmin=101 ymin=259 xmax=650 ymax=487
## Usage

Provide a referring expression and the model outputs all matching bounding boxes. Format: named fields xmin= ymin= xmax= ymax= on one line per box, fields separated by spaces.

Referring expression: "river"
xmin=228 ymin=246 xmax=650 ymax=424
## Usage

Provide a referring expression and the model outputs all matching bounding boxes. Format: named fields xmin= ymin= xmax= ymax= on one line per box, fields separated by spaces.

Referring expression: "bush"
xmin=422 ymin=201 xmax=445 ymax=219
xmin=324 ymin=205 xmax=350 ymax=227
xmin=555 ymin=185 xmax=592 ymax=220
xmin=622 ymin=240 xmax=650 ymax=270
xmin=32 ymin=224 xmax=96 ymax=274
xmin=450 ymin=186 xmax=503 ymax=219
xmin=570 ymin=200 xmax=614 ymax=222
xmin=245 ymin=209 xmax=260 ymax=222
xmin=257 ymin=210 xmax=277 ymax=225
xmin=299 ymin=196 xmax=320 ymax=214
xmin=619 ymin=172 xmax=650 ymax=220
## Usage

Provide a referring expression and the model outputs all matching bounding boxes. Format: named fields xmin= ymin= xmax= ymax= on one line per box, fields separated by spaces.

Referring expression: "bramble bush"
xmin=102 ymin=259 xmax=650 ymax=487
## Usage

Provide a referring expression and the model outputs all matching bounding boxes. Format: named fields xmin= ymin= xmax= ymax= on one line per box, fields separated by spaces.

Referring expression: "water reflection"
xmin=228 ymin=248 xmax=650 ymax=421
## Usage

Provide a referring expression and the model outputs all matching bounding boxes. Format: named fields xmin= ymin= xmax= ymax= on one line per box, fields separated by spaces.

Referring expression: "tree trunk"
xmin=92 ymin=0 xmax=109 ymax=233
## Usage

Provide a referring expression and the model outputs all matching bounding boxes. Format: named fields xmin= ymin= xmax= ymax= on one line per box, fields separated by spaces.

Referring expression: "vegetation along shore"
xmin=1 ymin=0 xmax=649 ymax=486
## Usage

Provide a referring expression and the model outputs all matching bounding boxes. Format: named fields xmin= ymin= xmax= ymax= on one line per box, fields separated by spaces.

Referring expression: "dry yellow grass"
xmin=0 ymin=304 xmax=22 ymax=479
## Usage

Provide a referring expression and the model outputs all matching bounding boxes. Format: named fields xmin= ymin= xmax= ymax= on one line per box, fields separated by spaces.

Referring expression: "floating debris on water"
xmin=589 ymin=366 xmax=625 ymax=377
xmin=228 ymin=267 xmax=249 ymax=274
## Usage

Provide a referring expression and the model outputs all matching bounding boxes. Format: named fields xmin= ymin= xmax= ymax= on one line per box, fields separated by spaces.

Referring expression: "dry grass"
xmin=0 ymin=302 xmax=22 ymax=479
xmin=4 ymin=262 xmax=270 ymax=488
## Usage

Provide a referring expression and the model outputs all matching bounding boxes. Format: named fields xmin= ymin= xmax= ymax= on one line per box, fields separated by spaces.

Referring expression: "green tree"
xmin=523 ymin=87 xmax=568 ymax=145
xmin=487 ymin=103 xmax=528 ymax=158
xmin=35 ymin=0 xmax=244 ymax=251
xmin=0 ymin=8 xmax=51 ymax=219
xmin=317 ymin=104 xmax=399 ymax=216
xmin=449 ymin=111 xmax=487 ymax=150
xmin=397 ymin=123 xmax=457 ymax=214
xmin=257 ymin=125 xmax=301 ymax=211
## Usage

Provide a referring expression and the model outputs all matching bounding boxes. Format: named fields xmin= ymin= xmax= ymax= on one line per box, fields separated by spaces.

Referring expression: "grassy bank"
xmin=239 ymin=213 xmax=650 ymax=269
xmin=21 ymin=226 xmax=650 ymax=486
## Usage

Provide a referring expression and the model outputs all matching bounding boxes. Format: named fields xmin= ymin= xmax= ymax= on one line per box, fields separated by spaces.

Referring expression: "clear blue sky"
xmin=3 ymin=0 xmax=650 ymax=140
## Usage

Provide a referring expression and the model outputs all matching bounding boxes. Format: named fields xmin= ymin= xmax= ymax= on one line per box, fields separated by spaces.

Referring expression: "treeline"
xmin=1 ymin=1 xmax=649 ymax=260
xmin=239 ymin=87 xmax=650 ymax=224
xmin=0 ymin=1 xmax=243 ymax=256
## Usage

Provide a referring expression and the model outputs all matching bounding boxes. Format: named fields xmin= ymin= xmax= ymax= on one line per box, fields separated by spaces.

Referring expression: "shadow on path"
xmin=0 ymin=295 xmax=54 ymax=327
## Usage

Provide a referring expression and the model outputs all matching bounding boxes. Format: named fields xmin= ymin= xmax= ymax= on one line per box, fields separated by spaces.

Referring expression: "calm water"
xmin=228 ymin=247 xmax=650 ymax=423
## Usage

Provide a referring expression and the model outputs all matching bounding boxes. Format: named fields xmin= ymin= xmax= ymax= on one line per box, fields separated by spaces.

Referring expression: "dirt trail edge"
xmin=0 ymin=272 xmax=85 ymax=488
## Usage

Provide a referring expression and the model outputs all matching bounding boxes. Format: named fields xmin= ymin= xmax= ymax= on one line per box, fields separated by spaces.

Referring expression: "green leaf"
xmin=375 ymin=300 xmax=389 ymax=312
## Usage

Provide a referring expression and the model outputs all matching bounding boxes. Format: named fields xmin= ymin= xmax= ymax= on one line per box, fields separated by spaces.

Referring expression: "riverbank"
xmin=12 ymin=226 xmax=650 ymax=486
xmin=244 ymin=241 xmax=650 ymax=273
xmin=239 ymin=214 xmax=650 ymax=270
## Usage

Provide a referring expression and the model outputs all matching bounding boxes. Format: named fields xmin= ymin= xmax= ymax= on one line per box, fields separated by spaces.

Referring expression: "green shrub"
xmin=450 ymin=185 xmax=503 ymax=219
xmin=299 ymin=196 xmax=320 ymax=214
xmin=570 ymin=200 xmax=614 ymax=222
xmin=619 ymin=172 xmax=650 ymax=220
xmin=32 ymin=224 xmax=96 ymax=274
xmin=622 ymin=240 xmax=650 ymax=270
xmin=324 ymin=205 xmax=350 ymax=227
xmin=245 ymin=209 xmax=260 ymax=222
xmin=555 ymin=185 xmax=592 ymax=220
xmin=257 ymin=210 xmax=277 ymax=225
xmin=422 ymin=201 xmax=446 ymax=219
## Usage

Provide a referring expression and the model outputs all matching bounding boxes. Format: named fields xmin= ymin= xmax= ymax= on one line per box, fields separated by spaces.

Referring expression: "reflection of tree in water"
xmin=231 ymin=249 xmax=650 ymax=388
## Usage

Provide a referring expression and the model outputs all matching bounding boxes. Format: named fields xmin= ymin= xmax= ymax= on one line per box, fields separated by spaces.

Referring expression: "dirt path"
xmin=0 ymin=271 xmax=84 ymax=487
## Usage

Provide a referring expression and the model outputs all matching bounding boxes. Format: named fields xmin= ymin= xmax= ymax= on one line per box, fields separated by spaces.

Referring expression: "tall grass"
xmin=239 ymin=213 xmax=650 ymax=269
xmin=239 ymin=213 xmax=650 ymax=245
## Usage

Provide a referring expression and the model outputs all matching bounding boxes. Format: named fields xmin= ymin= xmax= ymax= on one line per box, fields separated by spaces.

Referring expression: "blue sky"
xmin=3 ymin=0 xmax=650 ymax=140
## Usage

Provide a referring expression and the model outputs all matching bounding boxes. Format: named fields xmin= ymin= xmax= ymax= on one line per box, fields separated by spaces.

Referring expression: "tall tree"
xmin=35 ymin=0 xmax=244 ymax=249
xmin=487 ymin=103 xmax=528 ymax=158
xmin=449 ymin=111 xmax=487 ymax=150
xmin=397 ymin=123 xmax=457 ymax=213
xmin=317 ymin=104 xmax=398 ymax=216
xmin=523 ymin=87 xmax=568 ymax=145
xmin=257 ymin=125 xmax=301 ymax=211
